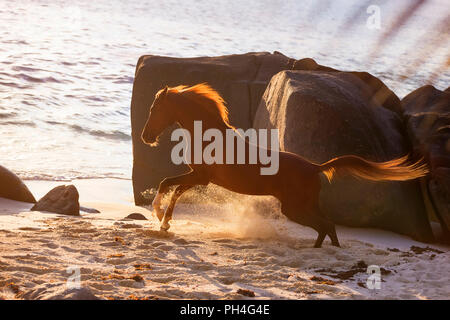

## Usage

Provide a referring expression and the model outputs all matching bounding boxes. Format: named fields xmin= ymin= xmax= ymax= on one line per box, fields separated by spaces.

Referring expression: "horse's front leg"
xmin=153 ymin=170 xmax=208 ymax=227
xmin=160 ymin=184 xmax=194 ymax=231
xmin=152 ymin=172 xmax=195 ymax=221
xmin=152 ymin=191 xmax=165 ymax=222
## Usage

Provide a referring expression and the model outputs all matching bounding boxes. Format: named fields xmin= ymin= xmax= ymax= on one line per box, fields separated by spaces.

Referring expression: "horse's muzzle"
xmin=142 ymin=131 xmax=159 ymax=146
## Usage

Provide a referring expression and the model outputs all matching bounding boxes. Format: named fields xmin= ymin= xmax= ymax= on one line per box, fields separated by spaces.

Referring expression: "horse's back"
xmin=207 ymin=163 xmax=280 ymax=196
xmin=278 ymin=151 xmax=319 ymax=178
xmin=189 ymin=148 xmax=320 ymax=199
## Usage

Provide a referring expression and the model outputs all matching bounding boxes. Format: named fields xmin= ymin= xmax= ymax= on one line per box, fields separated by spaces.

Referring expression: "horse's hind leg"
xmin=309 ymin=193 xmax=340 ymax=247
xmin=308 ymin=214 xmax=340 ymax=248
xmin=327 ymin=222 xmax=340 ymax=247
xmin=281 ymin=199 xmax=335 ymax=248
xmin=314 ymin=231 xmax=326 ymax=248
xmin=287 ymin=202 xmax=340 ymax=248
xmin=280 ymin=193 xmax=340 ymax=248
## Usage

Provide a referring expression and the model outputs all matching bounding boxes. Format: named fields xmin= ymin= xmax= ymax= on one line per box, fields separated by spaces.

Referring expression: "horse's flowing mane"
xmin=166 ymin=83 xmax=234 ymax=129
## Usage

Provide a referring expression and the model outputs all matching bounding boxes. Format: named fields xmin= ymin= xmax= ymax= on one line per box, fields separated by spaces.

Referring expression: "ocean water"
xmin=0 ymin=0 xmax=448 ymax=181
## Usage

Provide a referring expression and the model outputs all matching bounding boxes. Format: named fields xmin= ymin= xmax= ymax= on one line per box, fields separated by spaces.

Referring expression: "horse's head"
xmin=141 ymin=86 xmax=175 ymax=146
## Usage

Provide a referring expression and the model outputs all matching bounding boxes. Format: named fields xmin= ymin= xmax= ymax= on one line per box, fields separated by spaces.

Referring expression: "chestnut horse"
xmin=141 ymin=83 xmax=428 ymax=248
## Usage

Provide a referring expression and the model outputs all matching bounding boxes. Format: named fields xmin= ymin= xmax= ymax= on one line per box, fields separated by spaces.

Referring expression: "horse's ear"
xmin=161 ymin=85 xmax=169 ymax=96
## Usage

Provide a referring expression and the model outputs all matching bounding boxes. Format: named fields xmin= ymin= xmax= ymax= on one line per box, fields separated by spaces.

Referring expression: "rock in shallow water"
xmin=31 ymin=185 xmax=80 ymax=216
xmin=0 ymin=165 xmax=36 ymax=203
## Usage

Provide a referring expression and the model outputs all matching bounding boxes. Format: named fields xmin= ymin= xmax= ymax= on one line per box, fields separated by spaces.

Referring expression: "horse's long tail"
xmin=318 ymin=154 xmax=429 ymax=183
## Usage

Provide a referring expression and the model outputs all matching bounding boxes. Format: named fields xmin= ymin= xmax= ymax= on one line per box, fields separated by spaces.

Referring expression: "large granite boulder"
xmin=254 ymin=70 xmax=433 ymax=241
xmin=0 ymin=165 xmax=36 ymax=203
xmin=402 ymin=85 xmax=450 ymax=239
xmin=31 ymin=185 xmax=80 ymax=216
xmin=131 ymin=52 xmax=298 ymax=205
xmin=293 ymin=58 xmax=403 ymax=115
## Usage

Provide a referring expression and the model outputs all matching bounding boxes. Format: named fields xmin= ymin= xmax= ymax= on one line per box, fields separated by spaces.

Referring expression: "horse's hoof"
xmin=160 ymin=223 xmax=170 ymax=231
xmin=332 ymin=243 xmax=341 ymax=248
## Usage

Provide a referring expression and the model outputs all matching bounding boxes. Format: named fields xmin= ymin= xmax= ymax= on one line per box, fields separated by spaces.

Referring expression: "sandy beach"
xmin=0 ymin=179 xmax=448 ymax=300
xmin=0 ymin=0 xmax=448 ymax=307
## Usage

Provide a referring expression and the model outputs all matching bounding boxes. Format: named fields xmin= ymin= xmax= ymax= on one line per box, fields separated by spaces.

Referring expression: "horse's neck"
xmin=175 ymin=99 xmax=230 ymax=135
xmin=179 ymin=118 xmax=229 ymax=134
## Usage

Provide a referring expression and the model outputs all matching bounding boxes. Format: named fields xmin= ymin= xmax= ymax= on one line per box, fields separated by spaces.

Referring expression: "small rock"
xmin=80 ymin=206 xmax=100 ymax=213
xmin=315 ymin=261 xmax=370 ymax=281
xmin=380 ymin=268 xmax=392 ymax=276
xmin=123 ymin=213 xmax=148 ymax=220
xmin=31 ymin=185 xmax=80 ymax=216
xmin=130 ymin=274 xmax=144 ymax=282
xmin=353 ymin=260 xmax=368 ymax=269
xmin=237 ymin=288 xmax=255 ymax=297
xmin=309 ymin=276 xmax=337 ymax=285
xmin=173 ymin=238 xmax=189 ymax=245
xmin=134 ymin=264 xmax=152 ymax=271
xmin=410 ymin=246 xmax=444 ymax=255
